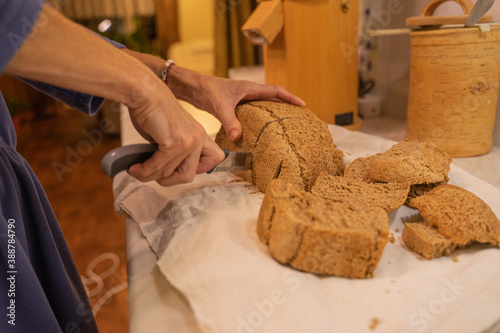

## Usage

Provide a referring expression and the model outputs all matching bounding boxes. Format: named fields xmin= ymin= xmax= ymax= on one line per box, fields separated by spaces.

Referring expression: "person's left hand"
xmin=168 ymin=67 xmax=306 ymax=142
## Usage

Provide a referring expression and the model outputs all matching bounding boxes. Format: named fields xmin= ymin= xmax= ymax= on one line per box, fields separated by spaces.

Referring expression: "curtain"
xmin=214 ymin=0 xmax=259 ymax=78
xmin=50 ymin=0 xmax=156 ymax=20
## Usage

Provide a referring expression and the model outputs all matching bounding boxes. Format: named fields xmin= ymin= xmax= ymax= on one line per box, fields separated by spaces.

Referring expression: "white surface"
xmin=116 ymin=110 xmax=500 ymax=332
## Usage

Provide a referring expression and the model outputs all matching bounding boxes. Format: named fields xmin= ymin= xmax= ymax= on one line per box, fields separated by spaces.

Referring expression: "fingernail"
xmin=229 ymin=129 xmax=239 ymax=141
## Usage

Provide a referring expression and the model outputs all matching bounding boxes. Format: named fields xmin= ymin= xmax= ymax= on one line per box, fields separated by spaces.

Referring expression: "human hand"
xmin=168 ymin=67 xmax=306 ymax=142
xmin=126 ymin=84 xmax=225 ymax=186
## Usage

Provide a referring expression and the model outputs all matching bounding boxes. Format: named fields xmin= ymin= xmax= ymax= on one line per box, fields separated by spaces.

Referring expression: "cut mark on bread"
xmin=273 ymin=160 xmax=284 ymax=180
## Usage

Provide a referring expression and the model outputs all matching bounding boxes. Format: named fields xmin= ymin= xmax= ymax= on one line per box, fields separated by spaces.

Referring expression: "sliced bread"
xmin=402 ymin=222 xmax=457 ymax=260
xmin=257 ymin=179 xmax=389 ymax=279
xmin=409 ymin=184 xmax=500 ymax=246
xmin=369 ymin=139 xmax=451 ymax=185
xmin=310 ymin=172 xmax=409 ymax=212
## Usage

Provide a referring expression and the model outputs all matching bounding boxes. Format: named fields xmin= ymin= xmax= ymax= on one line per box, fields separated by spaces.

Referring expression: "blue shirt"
xmin=1 ymin=0 xmax=124 ymax=331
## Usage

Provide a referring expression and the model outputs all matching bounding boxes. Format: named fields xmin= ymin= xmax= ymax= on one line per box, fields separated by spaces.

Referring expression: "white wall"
xmin=366 ymin=0 xmax=500 ymax=146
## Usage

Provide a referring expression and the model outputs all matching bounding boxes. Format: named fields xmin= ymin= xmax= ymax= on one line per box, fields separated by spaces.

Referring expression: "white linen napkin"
xmin=115 ymin=125 xmax=500 ymax=333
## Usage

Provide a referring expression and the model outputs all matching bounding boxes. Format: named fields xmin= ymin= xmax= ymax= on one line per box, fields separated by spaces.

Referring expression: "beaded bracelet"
xmin=161 ymin=59 xmax=175 ymax=84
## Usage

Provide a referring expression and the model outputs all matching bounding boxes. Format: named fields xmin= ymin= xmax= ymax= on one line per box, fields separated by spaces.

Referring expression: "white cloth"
xmin=115 ymin=125 xmax=500 ymax=333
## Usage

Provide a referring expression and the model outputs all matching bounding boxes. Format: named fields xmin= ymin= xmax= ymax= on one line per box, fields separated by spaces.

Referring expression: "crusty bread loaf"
xmin=369 ymin=139 xmax=451 ymax=185
xmin=215 ymin=101 xmax=345 ymax=192
xmin=257 ymin=179 xmax=389 ymax=278
xmin=409 ymin=184 xmax=500 ymax=246
xmin=311 ymin=172 xmax=409 ymax=212
xmin=402 ymin=222 xmax=457 ymax=260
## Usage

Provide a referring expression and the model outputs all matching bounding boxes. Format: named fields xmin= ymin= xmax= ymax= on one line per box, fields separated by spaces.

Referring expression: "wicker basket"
xmin=405 ymin=0 xmax=500 ymax=157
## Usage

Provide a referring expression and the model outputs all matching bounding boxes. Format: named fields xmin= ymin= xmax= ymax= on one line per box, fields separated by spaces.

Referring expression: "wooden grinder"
xmin=242 ymin=0 xmax=361 ymax=130
xmin=405 ymin=0 xmax=500 ymax=157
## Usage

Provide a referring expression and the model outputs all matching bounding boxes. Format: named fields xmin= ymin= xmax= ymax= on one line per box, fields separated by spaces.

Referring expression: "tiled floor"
xmin=16 ymin=109 xmax=129 ymax=333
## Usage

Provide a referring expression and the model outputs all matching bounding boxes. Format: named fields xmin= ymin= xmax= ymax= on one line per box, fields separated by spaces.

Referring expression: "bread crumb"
xmin=370 ymin=318 xmax=379 ymax=330
xmin=385 ymin=289 xmax=389 ymax=294
xmin=395 ymin=228 xmax=400 ymax=233
xmin=388 ymin=234 xmax=395 ymax=244
xmin=229 ymin=178 xmax=245 ymax=183
xmin=452 ymin=256 xmax=458 ymax=262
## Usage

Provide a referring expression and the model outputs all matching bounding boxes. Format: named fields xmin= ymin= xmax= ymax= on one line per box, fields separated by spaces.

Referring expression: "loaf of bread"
xmin=402 ymin=222 xmax=457 ymax=260
xmin=257 ymin=179 xmax=389 ymax=278
xmin=409 ymin=184 xmax=500 ymax=246
xmin=215 ymin=101 xmax=345 ymax=192
xmin=311 ymin=171 xmax=409 ymax=212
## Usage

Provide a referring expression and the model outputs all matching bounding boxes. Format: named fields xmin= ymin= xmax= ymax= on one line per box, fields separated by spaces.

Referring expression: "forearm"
xmin=121 ymin=49 xmax=205 ymax=107
xmin=5 ymin=4 xmax=159 ymax=108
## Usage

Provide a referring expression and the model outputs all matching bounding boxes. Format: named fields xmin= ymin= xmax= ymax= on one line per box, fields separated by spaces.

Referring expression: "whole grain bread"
xmin=402 ymin=222 xmax=457 ymax=260
xmin=257 ymin=179 xmax=389 ymax=278
xmin=409 ymin=184 xmax=500 ymax=246
xmin=311 ymin=171 xmax=409 ymax=212
xmin=369 ymin=139 xmax=451 ymax=185
xmin=215 ymin=101 xmax=345 ymax=192
xmin=344 ymin=155 xmax=377 ymax=182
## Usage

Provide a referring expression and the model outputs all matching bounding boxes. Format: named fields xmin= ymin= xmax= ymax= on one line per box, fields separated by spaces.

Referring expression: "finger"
xmin=239 ymin=82 xmax=306 ymax=107
xmin=155 ymin=147 xmax=202 ymax=186
xmin=127 ymin=148 xmax=189 ymax=182
xmin=219 ymin=113 xmax=243 ymax=142
xmin=196 ymin=140 xmax=226 ymax=174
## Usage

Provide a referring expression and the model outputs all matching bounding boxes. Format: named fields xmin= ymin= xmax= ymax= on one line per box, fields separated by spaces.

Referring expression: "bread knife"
xmin=101 ymin=143 xmax=252 ymax=178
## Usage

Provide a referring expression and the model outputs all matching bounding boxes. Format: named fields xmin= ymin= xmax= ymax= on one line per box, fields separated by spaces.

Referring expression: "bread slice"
xmin=402 ymin=222 xmax=457 ymax=259
xmin=215 ymin=101 xmax=345 ymax=192
xmin=344 ymin=155 xmax=378 ymax=182
xmin=310 ymin=172 xmax=409 ymax=212
xmin=257 ymin=179 xmax=389 ymax=278
xmin=369 ymin=139 xmax=451 ymax=185
xmin=409 ymin=184 xmax=500 ymax=246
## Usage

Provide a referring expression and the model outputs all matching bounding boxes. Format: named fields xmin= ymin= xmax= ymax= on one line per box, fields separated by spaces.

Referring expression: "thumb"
xmin=218 ymin=111 xmax=242 ymax=142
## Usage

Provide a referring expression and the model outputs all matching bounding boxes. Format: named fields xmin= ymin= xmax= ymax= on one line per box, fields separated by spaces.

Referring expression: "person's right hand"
xmin=126 ymin=83 xmax=225 ymax=187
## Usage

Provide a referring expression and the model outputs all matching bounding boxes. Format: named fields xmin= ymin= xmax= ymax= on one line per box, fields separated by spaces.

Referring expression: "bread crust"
xmin=257 ymin=179 xmax=389 ymax=278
